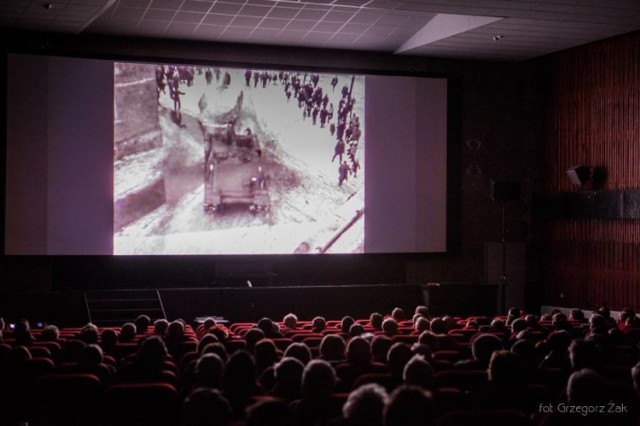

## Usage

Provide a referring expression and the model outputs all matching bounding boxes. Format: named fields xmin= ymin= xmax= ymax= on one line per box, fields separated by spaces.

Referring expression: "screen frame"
xmin=2 ymin=41 xmax=461 ymax=264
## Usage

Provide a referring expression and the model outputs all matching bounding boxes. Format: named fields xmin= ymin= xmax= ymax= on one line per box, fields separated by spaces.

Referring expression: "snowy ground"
xmin=114 ymin=66 xmax=365 ymax=255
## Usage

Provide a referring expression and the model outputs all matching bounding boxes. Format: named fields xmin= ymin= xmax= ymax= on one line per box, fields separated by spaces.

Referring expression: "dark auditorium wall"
xmin=534 ymin=31 xmax=640 ymax=311
xmin=0 ymin=32 xmax=536 ymax=294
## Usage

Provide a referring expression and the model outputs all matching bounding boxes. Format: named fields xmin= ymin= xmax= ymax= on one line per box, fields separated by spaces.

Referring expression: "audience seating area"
xmin=0 ymin=306 xmax=639 ymax=425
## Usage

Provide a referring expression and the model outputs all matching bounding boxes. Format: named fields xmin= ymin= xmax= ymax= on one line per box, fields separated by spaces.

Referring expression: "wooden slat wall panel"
xmin=542 ymin=32 xmax=640 ymax=311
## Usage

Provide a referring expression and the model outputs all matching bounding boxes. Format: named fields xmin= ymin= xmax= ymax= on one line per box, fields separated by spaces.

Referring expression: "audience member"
xmin=40 ymin=324 xmax=60 ymax=341
xmin=154 ymin=319 xmax=169 ymax=337
xmin=247 ymin=398 xmax=294 ymax=426
xmin=119 ymin=322 xmax=137 ymax=343
xmin=402 ymin=354 xmax=435 ymax=390
xmin=291 ymin=359 xmax=341 ymax=426
xmin=283 ymin=313 xmax=298 ymax=331
xmin=319 ymin=334 xmax=346 ymax=364
xmin=384 ymin=385 xmax=435 ymax=426
xmin=312 ymin=316 xmax=327 ymax=333
xmin=283 ymin=342 xmax=312 ymax=366
xmin=341 ymin=316 xmax=355 ymax=334
xmin=391 ymin=308 xmax=406 ymax=322
xmin=223 ymin=350 xmax=257 ymax=418
xmin=342 ymin=383 xmax=388 ymax=426
xmin=455 ymin=333 xmax=502 ymax=370
xmin=269 ymin=357 xmax=304 ymax=402
xmin=381 ymin=318 xmax=398 ymax=337
xmin=369 ymin=313 xmax=384 ymax=331
xmin=182 ymin=387 xmax=231 ymax=426
xmin=135 ymin=314 xmax=151 ymax=334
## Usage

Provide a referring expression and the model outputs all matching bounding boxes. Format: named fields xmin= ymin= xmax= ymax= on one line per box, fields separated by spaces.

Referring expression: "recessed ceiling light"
xmin=43 ymin=3 xmax=53 ymax=10
xmin=493 ymin=35 xmax=504 ymax=41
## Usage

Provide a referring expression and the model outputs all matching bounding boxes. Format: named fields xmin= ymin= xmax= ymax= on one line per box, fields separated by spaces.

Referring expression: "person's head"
xmin=415 ymin=305 xmax=429 ymax=317
xmin=471 ymin=334 xmax=503 ymax=368
xmin=589 ymin=313 xmax=608 ymax=333
xmin=154 ymin=319 xmax=169 ymax=336
xmin=41 ymin=325 xmax=60 ymax=341
xmin=244 ymin=328 xmax=266 ymax=353
xmin=382 ymin=318 xmax=398 ymax=336
xmin=620 ymin=307 xmax=638 ymax=323
xmin=569 ymin=338 xmax=603 ymax=371
xmin=182 ymin=387 xmax=231 ymax=426
xmin=80 ymin=323 xmax=99 ymax=344
xmin=223 ymin=350 xmax=257 ymax=393
xmin=319 ymin=334 xmax=346 ymax=362
xmin=119 ymin=322 xmax=137 ymax=342
xmin=343 ymin=383 xmax=388 ymax=426
xmin=246 ymin=398 xmax=294 ymax=426
xmin=209 ymin=325 xmax=229 ymax=342
xmin=341 ymin=316 xmax=355 ymax=334
xmin=552 ymin=312 xmax=568 ymax=328
xmin=369 ymin=313 xmax=384 ymax=330
xmin=138 ymin=335 xmax=167 ymax=368
xmin=490 ymin=318 xmax=506 ymax=329
xmin=632 ymin=361 xmax=640 ymax=394
xmin=441 ymin=316 xmax=456 ymax=331
xmin=569 ymin=309 xmax=585 ymax=322
xmin=197 ymin=333 xmax=220 ymax=354
xmin=414 ymin=317 xmax=430 ymax=333
xmin=388 ymin=342 xmax=413 ymax=377
xmin=511 ymin=318 xmax=527 ymax=334
xmin=281 ymin=342 xmax=310 ymax=366
xmin=301 ymin=359 xmax=336 ymax=400
xmin=274 ymin=356 xmax=304 ymax=387
xmin=429 ymin=318 xmax=446 ymax=334
xmin=349 ymin=323 xmax=365 ymax=338
xmin=417 ymin=331 xmax=439 ymax=351
xmin=403 ymin=354 xmax=435 ymax=389
xmin=202 ymin=317 xmax=217 ymax=332
xmin=195 ymin=353 xmax=224 ymax=388
xmin=510 ymin=339 xmax=536 ymax=364
xmin=201 ymin=342 xmax=228 ymax=363
xmin=283 ymin=313 xmax=298 ymax=330
xmin=384 ymin=385 xmax=435 ymax=426
xmin=78 ymin=343 xmax=104 ymax=367
xmin=135 ymin=315 xmax=151 ymax=334
xmin=15 ymin=318 xmax=30 ymax=333
xmin=257 ymin=317 xmax=276 ymax=335
xmin=566 ymin=368 xmax=608 ymax=406
xmin=524 ymin=314 xmax=538 ymax=328
xmin=411 ymin=343 xmax=433 ymax=361
xmin=597 ymin=306 xmax=611 ymax=319
xmin=166 ymin=320 xmax=185 ymax=339
xmin=506 ymin=307 xmax=521 ymax=324
xmin=254 ymin=339 xmax=279 ymax=373
xmin=346 ymin=336 xmax=371 ymax=366
xmin=487 ymin=350 xmax=526 ymax=387
xmin=311 ymin=316 xmax=326 ymax=331
xmin=391 ymin=308 xmax=406 ymax=322
xmin=371 ymin=335 xmax=393 ymax=363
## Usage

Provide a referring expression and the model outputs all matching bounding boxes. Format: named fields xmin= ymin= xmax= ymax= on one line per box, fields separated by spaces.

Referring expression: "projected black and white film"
xmin=114 ymin=63 xmax=365 ymax=255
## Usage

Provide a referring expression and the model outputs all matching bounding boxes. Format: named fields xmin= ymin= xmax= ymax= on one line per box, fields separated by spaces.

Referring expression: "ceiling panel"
xmin=0 ymin=0 xmax=639 ymax=61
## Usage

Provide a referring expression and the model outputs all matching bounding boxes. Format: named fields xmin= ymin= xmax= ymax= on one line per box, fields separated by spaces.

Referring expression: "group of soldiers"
xmin=155 ymin=65 xmax=363 ymax=187
xmin=240 ymin=69 xmax=363 ymax=187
